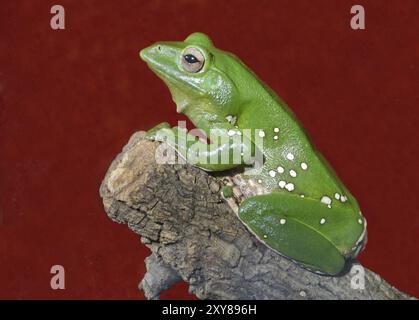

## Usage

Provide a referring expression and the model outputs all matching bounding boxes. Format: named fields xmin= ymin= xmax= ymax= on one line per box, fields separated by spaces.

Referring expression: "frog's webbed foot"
xmin=145 ymin=122 xmax=172 ymax=141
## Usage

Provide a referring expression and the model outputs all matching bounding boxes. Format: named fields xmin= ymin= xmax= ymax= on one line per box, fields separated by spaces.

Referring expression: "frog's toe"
xmin=146 ymin=123 xmax=172 ymax=141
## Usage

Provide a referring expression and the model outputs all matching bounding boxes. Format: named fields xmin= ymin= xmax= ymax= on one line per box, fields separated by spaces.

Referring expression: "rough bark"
xmin=99 ymin=131 xmax=414 ymax=300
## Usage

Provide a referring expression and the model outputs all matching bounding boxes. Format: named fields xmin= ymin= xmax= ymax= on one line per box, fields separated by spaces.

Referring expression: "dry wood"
xmin=99 ymin=132 xmax=413 ymax=300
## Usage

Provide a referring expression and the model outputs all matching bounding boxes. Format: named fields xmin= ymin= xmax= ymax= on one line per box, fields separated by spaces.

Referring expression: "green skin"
xmin=140 ymin=32 xmax=366 ymax=275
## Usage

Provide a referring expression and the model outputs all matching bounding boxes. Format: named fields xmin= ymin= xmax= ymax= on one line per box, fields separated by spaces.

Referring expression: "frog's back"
xmin=238 ymin=90 xmax=360 ymax=214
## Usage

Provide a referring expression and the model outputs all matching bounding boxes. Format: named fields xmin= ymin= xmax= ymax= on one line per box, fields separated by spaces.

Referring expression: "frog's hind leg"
xmin=238 ymin=193 xmax=358 ymax=275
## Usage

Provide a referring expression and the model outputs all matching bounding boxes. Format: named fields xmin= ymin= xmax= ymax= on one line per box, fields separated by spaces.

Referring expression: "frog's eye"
xmin=181 ymin=47 xmax=205 ymax=73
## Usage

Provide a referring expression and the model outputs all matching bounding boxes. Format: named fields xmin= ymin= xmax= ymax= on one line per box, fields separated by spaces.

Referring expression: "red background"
xmin=0 ymin=0 xmax=418 ymax=299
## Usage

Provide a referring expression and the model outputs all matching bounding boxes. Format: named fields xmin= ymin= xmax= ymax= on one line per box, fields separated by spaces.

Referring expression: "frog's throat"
xmin=151 ymin=69 xmax=205 ymax=113
xmin=163 ymin=79 xmax=214 ymax=116
xmin=167 ymin=85 xmax=192 ymax=113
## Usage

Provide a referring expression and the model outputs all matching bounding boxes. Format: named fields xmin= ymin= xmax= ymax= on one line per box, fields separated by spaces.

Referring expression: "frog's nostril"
xmin=157 ymin=45 xmax=162 ymax=51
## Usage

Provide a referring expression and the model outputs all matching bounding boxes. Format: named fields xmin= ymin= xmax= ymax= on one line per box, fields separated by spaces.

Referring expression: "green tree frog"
xmin=140 ymin=33 xmax=367 ymax=275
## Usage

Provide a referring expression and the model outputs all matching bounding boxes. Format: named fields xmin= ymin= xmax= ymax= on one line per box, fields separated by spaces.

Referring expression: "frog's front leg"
xmin=239 ymin=193 xmax=364 ymax=275
xmin=147 ymin=124 xmax=255 ymax=171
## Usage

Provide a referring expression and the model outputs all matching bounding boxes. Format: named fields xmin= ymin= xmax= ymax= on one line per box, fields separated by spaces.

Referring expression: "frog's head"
xmin=140 ymin=33 xmax=253 ymax=118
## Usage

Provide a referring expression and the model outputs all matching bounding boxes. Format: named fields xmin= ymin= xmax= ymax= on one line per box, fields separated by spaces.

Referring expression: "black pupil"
xmin=184 ymin=54 xmax=199 ymax=64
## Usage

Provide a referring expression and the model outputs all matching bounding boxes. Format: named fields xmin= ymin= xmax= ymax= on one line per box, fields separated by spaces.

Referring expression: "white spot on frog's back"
xmin=274 ymin=128 xmax=280 ymax=133
xmin=285 ymin=183 xmax=294 ymax=191
xmin=286 ymin=153 xmax=295 ymax=161
xmin=278 ymin=180 xmax=286 ymax=188
xmin=300 ymin=162 xmax=308 ymax=170
xmin=273 ymin=135 xmax=279 ymax=140
xmin=277 ymin=166 xmax=284 ymax=173
xmin=280 ymin=218 xmax=286 ymax=225
xmin=320 ymin=218 xmax=326 ymax=225
xmin=268 ymin=170 xmax=276 ymax=177
xmin=335 ymin=193 xmax=341 ymax=200
xmin=320 ymin=196 xmax=332 ymax=205
xmin=358 ymin=218 xmax=363 ymax=224
xmin=289 ymin=169 xmax=297 ymax=177
xmin=258 ymin=130 xmax=265 ymax=138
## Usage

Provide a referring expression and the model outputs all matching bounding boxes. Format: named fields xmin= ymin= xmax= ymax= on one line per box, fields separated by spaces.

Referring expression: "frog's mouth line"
xmin=152 ymin=66 xmax=204 ymax=93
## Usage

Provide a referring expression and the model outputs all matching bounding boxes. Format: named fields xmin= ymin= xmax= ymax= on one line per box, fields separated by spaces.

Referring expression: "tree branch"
xmin=99 ymin=132 xmax=413 ymax=300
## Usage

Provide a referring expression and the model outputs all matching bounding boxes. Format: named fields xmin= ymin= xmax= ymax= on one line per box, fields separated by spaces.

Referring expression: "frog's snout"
xmin=139 ymin=44 xmax=160 ymax=63
xmin=140 ymin=43 xmax=174 ymax=73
